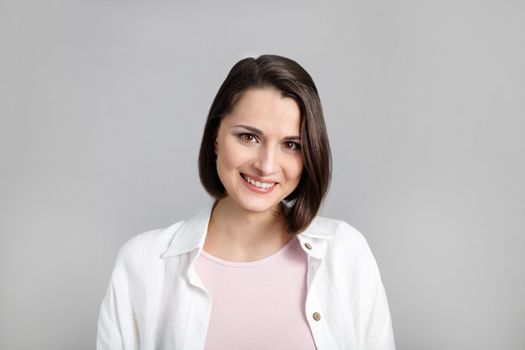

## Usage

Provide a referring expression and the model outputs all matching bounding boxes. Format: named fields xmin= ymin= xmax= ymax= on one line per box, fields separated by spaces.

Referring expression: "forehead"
xmin=222 ymin=88 xmax=301 ymax=133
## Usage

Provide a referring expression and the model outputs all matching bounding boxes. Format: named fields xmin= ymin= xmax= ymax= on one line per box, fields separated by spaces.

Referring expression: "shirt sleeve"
xmin=357 ymin=236 xmax=396 ymax=350
xmin=96 ymin=233 xmax=147 ymax=350
xmin=96 ymin=279 xmax=124 ymax=350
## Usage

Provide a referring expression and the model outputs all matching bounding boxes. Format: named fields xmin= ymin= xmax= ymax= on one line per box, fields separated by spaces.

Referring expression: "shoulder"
xmin=311 ymin=215 xmax=379 ymax=269
xmin=112 ymin=220 xmax=185 ymax=272
xmin=312 ymin=215 xmax=370 ymax=250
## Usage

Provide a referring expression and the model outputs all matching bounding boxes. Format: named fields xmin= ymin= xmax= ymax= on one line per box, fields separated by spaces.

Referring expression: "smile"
xmin=241 ymin=174 xmax=276 ymax=188
xmin=241 ymin=173 xmax=277 ymax=192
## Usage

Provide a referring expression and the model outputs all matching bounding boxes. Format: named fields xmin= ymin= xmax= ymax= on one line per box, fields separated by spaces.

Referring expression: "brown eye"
xmin=239 ymin=133 xmax=258 ymax=143
xmin=284 ymin=141 xmax=300 ymax=150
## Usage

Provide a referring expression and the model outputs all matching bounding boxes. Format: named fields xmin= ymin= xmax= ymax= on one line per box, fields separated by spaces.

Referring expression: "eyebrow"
xmin=232 ymin=124 xmax=301 ymax=141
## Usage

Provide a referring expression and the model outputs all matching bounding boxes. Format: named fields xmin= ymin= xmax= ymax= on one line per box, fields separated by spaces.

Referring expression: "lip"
xmin=240 ymin=173 xmax=277 ymax=194
xmin=241 ymin=173 xmax=279 ymax=184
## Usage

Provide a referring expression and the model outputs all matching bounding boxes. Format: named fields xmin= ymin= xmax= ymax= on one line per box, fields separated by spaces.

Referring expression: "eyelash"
xmin=237 ymin=133 xmax=301 ymax=151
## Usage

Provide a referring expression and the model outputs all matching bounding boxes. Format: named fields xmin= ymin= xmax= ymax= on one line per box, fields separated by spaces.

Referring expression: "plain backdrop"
xmin=1 ymin=0 xmax=524 ymax=349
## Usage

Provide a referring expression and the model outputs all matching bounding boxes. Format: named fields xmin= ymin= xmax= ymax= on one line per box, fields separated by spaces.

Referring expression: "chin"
xmin=236 ymin=197 xmax=281 ymax=214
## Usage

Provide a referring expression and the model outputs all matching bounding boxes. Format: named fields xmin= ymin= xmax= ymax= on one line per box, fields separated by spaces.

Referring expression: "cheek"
xmin=288 ymin=157 xmax=304 ymax=181
xmin=217 ymin=141 xmax=247 ymax=171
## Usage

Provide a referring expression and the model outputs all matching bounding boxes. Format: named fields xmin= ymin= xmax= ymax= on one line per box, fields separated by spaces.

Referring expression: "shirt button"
xmin=304 ymin=242 xmax=312 ymax=250
xmin=312 ymin=312 xmax=321 ymax=321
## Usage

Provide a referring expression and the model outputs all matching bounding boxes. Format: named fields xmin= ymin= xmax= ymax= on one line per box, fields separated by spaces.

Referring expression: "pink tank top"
xmin=193 ymin=237 xmax=317 ymax=350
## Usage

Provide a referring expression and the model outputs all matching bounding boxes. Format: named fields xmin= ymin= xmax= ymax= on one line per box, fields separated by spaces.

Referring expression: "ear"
xmin=214 ymin=140 xmax=218 ymax=155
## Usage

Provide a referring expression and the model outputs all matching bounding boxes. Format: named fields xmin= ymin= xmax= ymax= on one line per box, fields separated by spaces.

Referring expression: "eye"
xmin=283 ymin=141 xmax=301 ymax=151
xmin=238 ymin=133 xmax=259 ymax=144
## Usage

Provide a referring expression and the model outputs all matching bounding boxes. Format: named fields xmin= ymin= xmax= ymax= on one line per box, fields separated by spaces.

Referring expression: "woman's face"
xmin=214 ymin=87 xmax=304 ymax=215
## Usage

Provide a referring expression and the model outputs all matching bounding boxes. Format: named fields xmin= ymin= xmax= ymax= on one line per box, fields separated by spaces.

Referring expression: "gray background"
xmin=1 ymin=0 xmax=524 ymax=349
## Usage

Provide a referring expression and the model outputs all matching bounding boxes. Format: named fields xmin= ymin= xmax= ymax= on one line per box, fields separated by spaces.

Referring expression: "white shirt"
xmin=97 ymin=201 xmax=396 ymax=350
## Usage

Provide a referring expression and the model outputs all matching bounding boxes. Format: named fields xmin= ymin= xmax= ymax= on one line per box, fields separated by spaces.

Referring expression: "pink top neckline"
xmin=199 ymin=237 xmax=298 ymax=267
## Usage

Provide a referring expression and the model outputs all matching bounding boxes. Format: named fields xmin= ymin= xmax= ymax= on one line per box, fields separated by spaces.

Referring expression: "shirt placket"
xmin=181 ymin=251 xmax=212 ymax=350
xmin=299 ymin=236 xmax=340 ymax=350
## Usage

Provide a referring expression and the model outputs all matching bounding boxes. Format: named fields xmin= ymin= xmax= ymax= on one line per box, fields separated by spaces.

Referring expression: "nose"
xmin=253 ymin=144 xmax=278 ymax=176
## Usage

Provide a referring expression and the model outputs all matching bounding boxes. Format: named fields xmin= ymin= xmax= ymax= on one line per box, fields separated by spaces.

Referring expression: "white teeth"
xmin=242 ymin=174 xmax=276 ymax=189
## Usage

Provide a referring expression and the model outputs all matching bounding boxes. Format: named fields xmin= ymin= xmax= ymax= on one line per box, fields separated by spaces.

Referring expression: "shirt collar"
xmin=161 ymin=200 xmax=333 ymax=259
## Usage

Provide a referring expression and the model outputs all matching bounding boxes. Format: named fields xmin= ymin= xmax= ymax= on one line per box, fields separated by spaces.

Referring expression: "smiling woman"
xmin=97 ymin=55 xmax=396 ymax=350
xmin=212 ymin=88 xmax=304 ymax=224
xmin=199 ymin=56 xmax=333 ymax=236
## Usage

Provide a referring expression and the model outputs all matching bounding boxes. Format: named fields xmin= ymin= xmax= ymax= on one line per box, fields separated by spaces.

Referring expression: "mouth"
xmin=240 ymin=173 xmax=277 ymax=190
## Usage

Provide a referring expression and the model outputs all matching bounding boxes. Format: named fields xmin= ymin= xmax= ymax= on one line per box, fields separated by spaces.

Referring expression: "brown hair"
xmin=198 ymin=54 xmax=332 ymax=234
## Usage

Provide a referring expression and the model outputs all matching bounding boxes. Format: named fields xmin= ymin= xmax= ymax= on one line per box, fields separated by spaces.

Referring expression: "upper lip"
xmin=241 ymin=173 xmax=279 ymax=184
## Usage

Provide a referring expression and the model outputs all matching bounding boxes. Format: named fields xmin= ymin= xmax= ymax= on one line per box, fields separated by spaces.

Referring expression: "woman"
xmin=97 ymin=55 xmax=395 ymax=350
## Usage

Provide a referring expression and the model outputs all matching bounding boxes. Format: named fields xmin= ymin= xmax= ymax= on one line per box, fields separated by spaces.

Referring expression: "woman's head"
xmin=198 ymin=54 xmax=332 ymax=234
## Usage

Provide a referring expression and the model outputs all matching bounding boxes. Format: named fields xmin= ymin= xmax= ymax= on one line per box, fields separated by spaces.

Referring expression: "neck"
xmin=204 ymin=197 xmax=293 ymax=261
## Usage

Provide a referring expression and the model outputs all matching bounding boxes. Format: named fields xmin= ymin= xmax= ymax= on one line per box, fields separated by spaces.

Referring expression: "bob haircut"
xmin=198 ymin=54 xmax=332 ymax=234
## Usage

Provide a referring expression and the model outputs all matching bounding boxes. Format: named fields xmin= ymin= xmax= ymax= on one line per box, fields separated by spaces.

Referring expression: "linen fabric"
xmin=97 ymin=201 xmax=396 ymax=350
